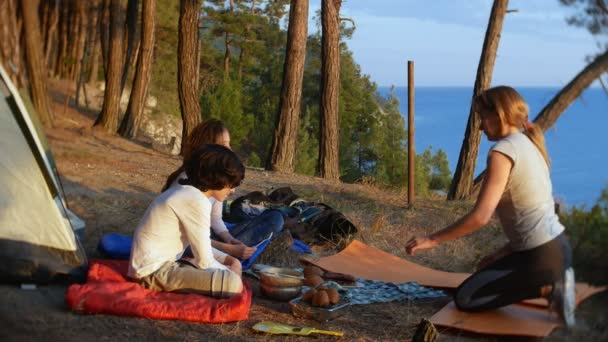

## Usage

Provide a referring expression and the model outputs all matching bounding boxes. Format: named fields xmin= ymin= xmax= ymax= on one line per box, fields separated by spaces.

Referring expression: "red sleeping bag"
xmin=66 ymin=259 xmax=251 ymax=323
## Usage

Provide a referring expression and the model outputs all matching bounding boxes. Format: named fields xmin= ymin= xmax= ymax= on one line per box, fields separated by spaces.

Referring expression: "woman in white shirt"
xmin=128 ymin=144 xmax=245 ymax=298
xmin=406 ymin=86 xmax=575 ymax=327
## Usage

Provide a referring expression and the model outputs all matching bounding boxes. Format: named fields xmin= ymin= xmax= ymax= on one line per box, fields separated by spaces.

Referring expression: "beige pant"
xmin=138 ymin=261 xmax=243 ymax=298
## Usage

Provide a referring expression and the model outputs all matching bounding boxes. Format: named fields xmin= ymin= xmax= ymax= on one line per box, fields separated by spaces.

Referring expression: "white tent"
xmin=0 ymin=65 xmax=87 ymax=283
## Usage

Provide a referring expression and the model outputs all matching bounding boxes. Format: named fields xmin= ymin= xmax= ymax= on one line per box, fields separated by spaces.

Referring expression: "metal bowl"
xmin=258 ymin=267 xmax=304 ymax=288
xmin=260 ymin=282 xmax=302 ymax=301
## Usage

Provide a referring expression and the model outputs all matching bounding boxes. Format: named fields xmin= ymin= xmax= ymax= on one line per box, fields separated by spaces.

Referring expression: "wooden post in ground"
xmin=407 ymin=60 xmax=415 ymax=208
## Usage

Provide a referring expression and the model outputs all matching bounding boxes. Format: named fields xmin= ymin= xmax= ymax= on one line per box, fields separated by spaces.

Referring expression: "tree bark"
xmin=267 ymin=0 xmax=309 ymax=173
xmin=72 ymin=1 xmax=88 ymax=88
xmin=0 ymin=0 xmax=25 ymax=88
xmin=119 ymin=0 xmax=156 ymax=139
xmin=22 ymin=0 xmax=54 ymax=126
xmin=100 ymin=0 xmax=111 ymax=79
xmin=121 ymin=0 xmax=139 ymax=90
xmin=447 ymin=0 xmax=508 ymax=200
xmin=178 ymin=0 xmax=202 ymax=153
xmin=87 ymin=0 xmax=102 ymax=85
xmin=43 ymin=0 xmax=59 ymax=71
xmin=470 ymin=49 xmax=608 ymax=196
xmin=94 ymin=0 xmax=125 ymax=133
xmin=318 ymin=0 xmax=342 ymax=180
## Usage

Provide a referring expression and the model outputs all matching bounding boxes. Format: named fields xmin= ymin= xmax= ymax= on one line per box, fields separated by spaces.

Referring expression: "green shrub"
xmin=560 ymin=186 xmax=608 ymax=285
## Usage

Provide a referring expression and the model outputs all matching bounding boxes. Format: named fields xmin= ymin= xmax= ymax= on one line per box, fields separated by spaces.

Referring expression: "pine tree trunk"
xmin=87 ymin=0 xmax=102 ymax=85
xmin=223 ymin=31 xmax=231 ymax=78
xmin=94 ymin=0 xmax=125 ymax=133
xmin=267 ymin=0 xmax=309 ymax=173
xmin=22 ymin=0 xmax=54 ymax=126
xmin=0 ymin=0 xmax=25 ymax=88
xmin=121 ymin=0 xmax=139 ymax=90
xmin=43 ymin=0 xmax=59 ymax=71
xmin=178 ymin=0 xmax=202 ymax=153
xmin=119 ymin=0 xmax=156 ymax=139
xmin=55 ymin=1 xmax=70 ymax=77
xmin=88 ymin=39 xmax=101 ymax=84
xmin=100 ymin=0 xmax=111 ymax=79
xmin=447 ymin=0 xmax=508 ymax=200
xmin=470 ymin=49 xmax=608 ymax=196
xmin=71 ymin=1 xmax=87 ymax=88
xmin=318 ymin=0 xmax=342 ymax=180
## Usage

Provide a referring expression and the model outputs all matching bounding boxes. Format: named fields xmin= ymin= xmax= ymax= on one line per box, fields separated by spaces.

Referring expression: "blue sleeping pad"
xmin=97 ymin=233 xmax=133 ymax=260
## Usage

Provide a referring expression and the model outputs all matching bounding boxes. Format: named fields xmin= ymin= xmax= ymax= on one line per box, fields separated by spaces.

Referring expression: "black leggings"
xmin=454 ymin=232 xmax=572 ymax=312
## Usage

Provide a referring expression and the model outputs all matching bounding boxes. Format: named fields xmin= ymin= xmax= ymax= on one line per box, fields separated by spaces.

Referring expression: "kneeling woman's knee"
xmin=219 ymin=270 xmax=243 ymax=298
xmin=454 ymin=284 xmax=477 ymax=312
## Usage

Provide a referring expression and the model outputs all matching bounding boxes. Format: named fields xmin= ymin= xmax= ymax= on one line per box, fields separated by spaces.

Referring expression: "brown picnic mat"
xmin=302 ymin=240 xmax=607 ymax=337
xmin=301 ymin=239 xmax=469 ymax=288
xmin=430 ymin=281 xmax=606 ymax=338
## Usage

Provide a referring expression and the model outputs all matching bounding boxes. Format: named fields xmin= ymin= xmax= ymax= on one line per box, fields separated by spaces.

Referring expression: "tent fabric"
xmin=0 ymin=65 xmax=87 ymax=283
xmin=66 ymin=259 xmax=252 ymax=323
xmin=301 ymin=239 xmax=470 ymax=288
xmin=0 ymin=96 xmax=74 ymax=250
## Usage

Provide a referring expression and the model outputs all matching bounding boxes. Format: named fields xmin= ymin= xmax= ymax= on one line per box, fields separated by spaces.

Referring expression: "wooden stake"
xmin=407 ymin=60 xmax=415 ymax=208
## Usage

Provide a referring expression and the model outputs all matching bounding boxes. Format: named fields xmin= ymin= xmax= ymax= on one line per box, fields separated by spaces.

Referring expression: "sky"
xmin=306 ymin=0 xmax=602 ymax=87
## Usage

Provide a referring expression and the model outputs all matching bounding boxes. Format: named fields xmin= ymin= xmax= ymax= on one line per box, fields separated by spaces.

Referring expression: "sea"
xmin=378 ymin=86 xmax=608 ymax=208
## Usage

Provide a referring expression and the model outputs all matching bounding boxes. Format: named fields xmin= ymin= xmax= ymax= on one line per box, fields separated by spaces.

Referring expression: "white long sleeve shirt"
xmin=172 ymin=171 xmax=229 ymax=236
xmin=128 ymin=184 xmax=228 ymax=279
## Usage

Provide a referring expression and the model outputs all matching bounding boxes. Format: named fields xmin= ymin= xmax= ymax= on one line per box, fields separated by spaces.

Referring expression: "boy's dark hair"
xmin=181 ymin=144 xmax=245 ymax=191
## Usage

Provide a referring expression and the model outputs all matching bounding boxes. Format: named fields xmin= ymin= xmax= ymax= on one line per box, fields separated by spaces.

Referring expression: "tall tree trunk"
xmin=178 ymin=0 xmax=202 ymax=153
xmin=121 ymin=0 xmax=139 ymax=90
xmin=94 ymin=0 xmax=125 ymax=133
xmin=119 ymin=0 xmax=156 ymax=139
xmin=100 ymin=0 xmax=111 ymax=79
xmin=43 ymin=0 xmax=59 ymax=71
xmin=0 ymin=0 xmax=25 ymax=88
xmin=223 ymin=31 xmax=231 ymax=78
xmin=72 ymin=1 xmax=87 ymax=90
xmin=88 ymin=39 xmax=101 ymax=84
xmin=267 ymin=0 xmax=309 ymax=173
xmin=22 ymin=0 xmax=54 ymax=126
xmin=470 ymin=49 xmax=608 ymax=196
xmin=447 ymin=0 xmax=508 ymax=200
xmin=54 ymin=0 xmax=70 ymax=77
xmin=318 ymin=0 xmax=342 ymax=180
xmin=87 ymin=0 xmax=102 ymax=85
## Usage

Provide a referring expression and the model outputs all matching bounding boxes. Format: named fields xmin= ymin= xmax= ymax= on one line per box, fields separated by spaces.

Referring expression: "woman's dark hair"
xmin=162 ymin=119 xmax=228 ymax=191
xmin=181 ymin=144 xmax=245 ymax=191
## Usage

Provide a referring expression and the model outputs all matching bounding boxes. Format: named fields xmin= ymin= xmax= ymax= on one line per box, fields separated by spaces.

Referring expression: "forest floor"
xmin=1 ymin=83 xmax=607 ymax=341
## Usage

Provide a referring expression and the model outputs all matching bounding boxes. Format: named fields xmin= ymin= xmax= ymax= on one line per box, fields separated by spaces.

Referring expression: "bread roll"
xmin=326 ymin=288 xmax=339 ymax=304
xmin=303 ymin=266 xmax=324 ymax=278
xmin=312 ymin=290 xmax=330 ymax=307
xmin=302 ymin=289 xmax=316 ymax=303
xmin=304 ymin=275 xmax=324 ymax=288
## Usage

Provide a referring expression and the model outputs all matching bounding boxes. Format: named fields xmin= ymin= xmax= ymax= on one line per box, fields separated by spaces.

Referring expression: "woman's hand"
xmin=231 ymin=243 xmax=256 ymax=260
xmin=405 ymin=236 xmax=439 ymax=256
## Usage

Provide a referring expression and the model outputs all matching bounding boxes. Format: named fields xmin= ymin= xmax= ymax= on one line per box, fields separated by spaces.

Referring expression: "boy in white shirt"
xmin=128 ymin=144 xmax=244 ymax=298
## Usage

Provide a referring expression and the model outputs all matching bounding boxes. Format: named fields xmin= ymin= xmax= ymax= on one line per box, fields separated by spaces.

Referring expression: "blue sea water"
xmin=378 ymin=86 xmax=608 ymax=208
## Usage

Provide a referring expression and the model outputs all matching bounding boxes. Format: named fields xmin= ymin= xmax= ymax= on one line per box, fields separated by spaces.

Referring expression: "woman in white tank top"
xmin=405 ymin=86 xmax=575 ymax=328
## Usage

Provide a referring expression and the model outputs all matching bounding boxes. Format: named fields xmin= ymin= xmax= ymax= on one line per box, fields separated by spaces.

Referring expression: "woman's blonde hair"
xmin=162 ymin=119 xmax=228 ymax=191
xmin=473 ymin=86 xmax=550 ymax=167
